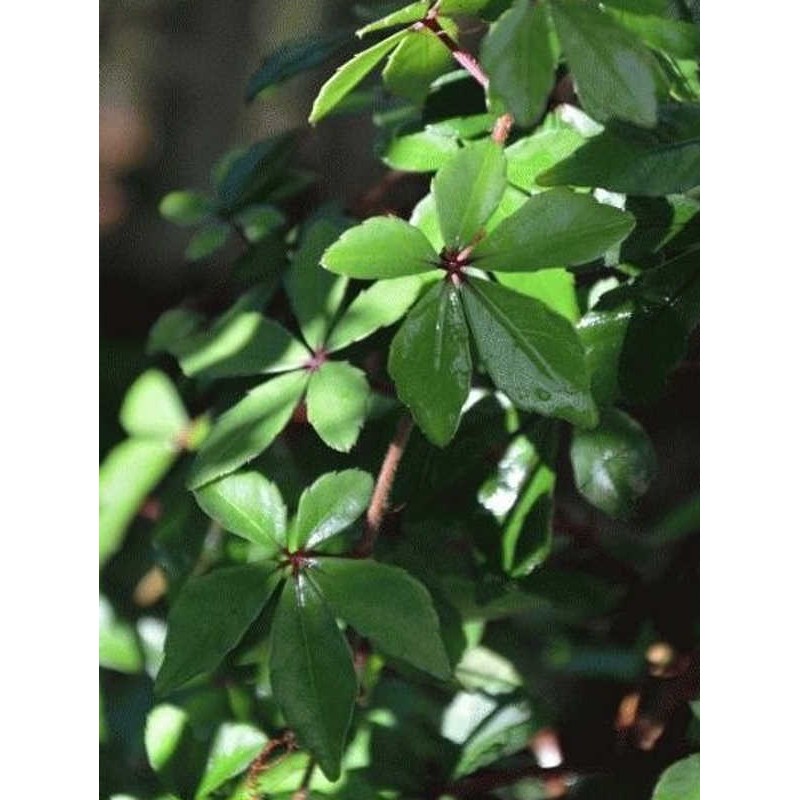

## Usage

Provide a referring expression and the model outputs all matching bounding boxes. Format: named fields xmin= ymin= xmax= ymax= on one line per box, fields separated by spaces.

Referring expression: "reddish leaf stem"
xmin=419 ymin=14 xmax=489 ymax=90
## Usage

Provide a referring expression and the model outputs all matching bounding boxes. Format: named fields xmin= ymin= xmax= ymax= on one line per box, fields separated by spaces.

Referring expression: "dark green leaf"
xmin=178 ymin=313 xmax=310 ymax=380
xmin=388 ymin=282 xmax=472 ymax=446
xmin=311 ymin=557 xmax=451 ymax=678
xmin=292 ymin=469 xmax=374 ymax=550
xmin=232 ymin=203 xmax=285 ymax=243
xmin=571 ymin=408 xmax=656 ymax=518
xmin=185 ymin=222 xmax=230 ymax=262
xmin=550 ymin=0 xmax=660 ymax=127
xmin=196 ymin=723 xmax=268 ymax=798
xmin=539 ymin=104 xmax=700 ymax=195
xmin=325 ymin=275 xmax=424 ymax=353
xmin=306 ymin=361 xmax=370 ymax=452
xmin=462 ymin=277 xmax=597 ymax=426
xmin=382 ymin=129 xmax=460 ymax=172
xmin=193 ymin=471 xmax=287 ymax=551
xmin=609 ymin=9 xmax=699 ymax=60
xmin=156 ymin=564 xmax=279 ymax=694
xmin=246 ymin=31 xmax=353 ymax=101
xmin=482 ymin=0 xmax=556 ymax=127
xmin=472 ymin=188 xmax=634 ymax=271
xmin=188 ymin=371 xmax=309 ymax=489
xmin=321 ymin=216 xmax=438 ymax=278
xmin=432 ymin=139 xmax=507 ymax=250
xmin=285 ymin=216 xmax=352 ymax=350
xmin=578 ymin=301 xmax=633 ymax=407
xmin=382 ymin=24 xmax=454 ymax=105
xmin=120 ymin=370 xmax=188 ymax=442
xmin=309 ymin=30 xmax=408 ymax=124
xmin=652 ymin=754 xmax=699 ymax=800
xmin=495 ymin=269 xmax=579 ymax=322
xmin=357 ymin=1 xmax=429 ymax=37
xmin=270 ymin=575 xmax=357 ymax=780
xmin=159 ymin=190 xmax=214 ymax=226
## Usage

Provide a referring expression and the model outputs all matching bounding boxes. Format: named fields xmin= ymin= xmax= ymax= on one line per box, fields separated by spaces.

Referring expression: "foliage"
xmin=101 ymin=1 xmax=699 ymax=798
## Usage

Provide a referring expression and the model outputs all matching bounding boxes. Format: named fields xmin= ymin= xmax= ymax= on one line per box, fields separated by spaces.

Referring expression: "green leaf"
xmin=188 ymin=371 xmax=309 ymax=489
xmin=309 ymin=30 xmax=408 ymax=125
xmin=326 ymin=275 xmax=424 ymax=353
xmin=382 ymin=24 xmax=454 ymax=105
xmin=462 ymin=277 xmax=596 ymax=426
xmin=100 ymin=439 xmax=177 ymax=567
xmin=246 ymin=30 xmax=353 ymax=101
xmin=193 ymin=471 xmax=287 ymax=551
xmin=609 ymin=9 xmax=699 ymax=60
xmin=321 ymin=216 xmax=438 ymax=279
xmin=185 ymin=222 xmax=230 ymax=262
xmin=292 ymin=469 xmax=374 ymax=550
xmin=178 ymin=313 xmax=310 ymax=380
xmin=156 ymin=564 xmax=279 ymax=694
xmin=652 ymin=754 xmax=699 ymax=800
xmin=578 ymin=301 xmax=632 ymax=407
xmin=438 ymin=0 xmax=493 ymax=12
xmin=232 ymin=203 xmax=285 ymax=243
xmin=357 ymin=1 xmax=429 ymax=37
xmin=306 ymin=361 xmax=370 ymax=453
xmin=285 ymin=216 xmax=352 ymax=350
xmin=382 ymin=128 xmax=460 ymax=172
xmin=196 ymin=723 xmax=268 ymax=798
xmin=549 ymin=0 xmax=660 ymax=127
xmin=147 ymin=309 xmax=204 ymax=357
xmin=145 ymin=704 xmax=190 ymax=773
xmin=388 ymin=282 xmax=472 ymax=446
xmin=472 ymin=188 xmax=635 ymax=271
xmin=120 ymin=370 xmax=188 ymax=442
xmin=99 ymin=595 xmax=143 ymax=673
xmin=495 ymin=269 xmax=579 ymax=322
xmin=270 ymin=575 xmax=357 ymax=780
xmin=410 ymin=191 xmax=444 ymax=252
xmin=571 ymin=408 xmax=656 ymax=518
xmin=481 ymin=0 xmax=556 ymax=127
xmin=311 ymin=557 xmax=451 ymax=679
xmin=159 ymin=191 xmax=214 ymax=226
xmin=538 ymin=105 xmax=700 ymax=195
xmin=432 ymin=139 xmax=507 ymax=250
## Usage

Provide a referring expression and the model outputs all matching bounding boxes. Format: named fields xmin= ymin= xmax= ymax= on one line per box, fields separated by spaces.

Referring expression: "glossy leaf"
xmin=270 ymin=574 xmax=357 ymax=780
xmin=472 ymin=188 xmax=635 ymax=271
xmin=549 ymin=0 xmax=660 ymax=127
xmin=159 ymin=191 xmax=214 ymax=226
xmin=120 ymin=370 xmax=188 ymax=442
xmin=432 ymin=139 xmax=507 ymax=250
xmin=538 ymin=105 xmax=700 ymax=195
xmin=193 ymin=471 xmax=287 ymax=551
xmin=309 ymin=30 xmax=408 ymax=125
xmin=178 ymin=313 xmax=310 ymax=380
xmin=306 ymin=361 xmax=370 ymax=453
xmin=246 ymin=30 xmax=352 ymax=101
xmin=311 ymin=557 xmax=451 ymax=679
xmin=571 ymin=408 xmax=656 ymax=518
xmin=482 ymin=0 xmax=556 ymax=127
xmin=388 ymin=282 xmax=472 ymax=446
xmin=495 ymin=269 xmax=580 ymax=322
xmin=188 ymin=371 xmax=309 ymax=489
xmin=292 ymin=469 xmax=374 ymax=550
xmin=156 ymin=564 xmax=279 ymax=694
xmin=321 ymin=215 xmax=438 ymax=279
xmin=462 ymin=278 xmax=596 ymax=426
xmin=382 ymin=129 xmax=460 ymax=172
xmin=325 ymin=275 xmax=423 ymax=353
xmin=285 ymin=216 xmax=351 ymax=350
xmin=383 ymin=24 xmax=453 ymax=105
xmin=185 ymin=222 xmax=229 ymax=262
xmin=196 ymin=723 xmax=268 ymax=798
xmin=357 ymin=1 xmax=429 ymax=37
xmin=652 ymin=754 xmax=699 ymax=800
xmin=100 ymin=439 xmax=177 ymax=566
xmin=578 ymin=302 xmax=633 ymax=407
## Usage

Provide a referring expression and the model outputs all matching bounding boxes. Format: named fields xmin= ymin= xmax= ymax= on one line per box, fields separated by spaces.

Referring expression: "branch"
xmin=419 ymin=14 xmax=489 ymax=90
xmin=354 ymin=413 xmax=414 ymax=557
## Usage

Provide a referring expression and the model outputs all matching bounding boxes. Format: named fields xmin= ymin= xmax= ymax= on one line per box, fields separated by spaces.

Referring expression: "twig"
xmin=291 ymin=756 xmax=316 ymax=800
xmin=419 ymin=13 xmax=489 ymax=90
xmin=354 ymin=414 xmax=414 ymax=557
xmin=491 ymin=113 xmax=514 ymax=145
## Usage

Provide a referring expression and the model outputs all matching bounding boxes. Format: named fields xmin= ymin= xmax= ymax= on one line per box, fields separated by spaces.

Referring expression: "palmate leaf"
xmin=311 ymin=557 xmax=451 ymax=678
xmin=270 ymin=574 xmax=357 ymax=780
xmin=388 ymin=282 xmax=472 ymax=447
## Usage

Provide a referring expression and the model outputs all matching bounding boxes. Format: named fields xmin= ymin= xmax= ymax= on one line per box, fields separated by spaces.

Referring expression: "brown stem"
xmin=491 ymin=112 xmax=514 ymax=145
xmin=354 ymin=414 xmax=414 ymax=557
xmin=419 ymin=14 xmax=489 ymax=90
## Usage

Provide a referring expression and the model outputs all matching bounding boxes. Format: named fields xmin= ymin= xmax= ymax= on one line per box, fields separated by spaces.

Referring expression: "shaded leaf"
xmin=147 ymin=309 xmax=205 ymax=357
xmin=652 ymin=754 xmax=699 ymax=800
xmin=306 ymin=361 xmax=371 ymax=453
xmin=185 ymin=222 xmax=229 ymax=262
xmin=188 ymin=371 xmax=309 ymax=489
xmin=120 ymin=370 xmax=188 ymax=442
xmin=292 ymin=469 xmax=374 ymax=550
xmin=311 ymin=557 xmax=452 ymax=678
xmin=609 ymin=9 xmax=699 ymax=60
xmin=388 ymin=282 xmax=472 ymax=446
xmin=462 ymin=277 xmax=596 ymax=427
xmin=156 ymin=564 xmax=280 ymax=694
xmin=270 ymin=574 xmax=357 ymax=780
xmin=160 ymin=191 xmax=214 ymax=226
